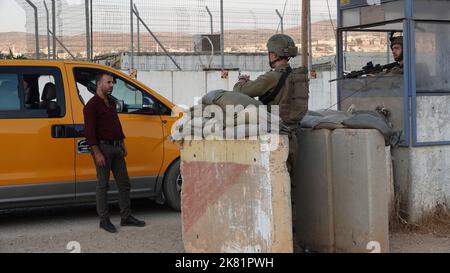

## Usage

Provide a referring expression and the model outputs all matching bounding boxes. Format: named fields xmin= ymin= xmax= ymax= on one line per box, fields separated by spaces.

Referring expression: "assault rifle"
xmin=329 ymin=61 xmax=399 ymax=82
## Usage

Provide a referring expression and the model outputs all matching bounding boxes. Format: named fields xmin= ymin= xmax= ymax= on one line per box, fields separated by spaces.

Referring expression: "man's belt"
xmin=99 ymin=140 xmax=123 ymax=147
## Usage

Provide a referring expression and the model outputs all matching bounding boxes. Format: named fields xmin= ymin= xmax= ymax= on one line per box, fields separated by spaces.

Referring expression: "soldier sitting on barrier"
xmin=233 ymin=34 xmax=309 ymax=173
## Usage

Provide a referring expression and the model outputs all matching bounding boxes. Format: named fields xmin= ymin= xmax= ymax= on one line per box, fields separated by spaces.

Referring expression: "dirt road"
xmin=1 ymin=200 xmax=448 ymax=253
xmin=0 ymin=199 xmax=184 ymax=253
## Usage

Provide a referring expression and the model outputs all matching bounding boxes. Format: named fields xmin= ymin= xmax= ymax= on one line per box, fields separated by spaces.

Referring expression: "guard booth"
xmin=336 ymin=0 xmax=450 ymax=221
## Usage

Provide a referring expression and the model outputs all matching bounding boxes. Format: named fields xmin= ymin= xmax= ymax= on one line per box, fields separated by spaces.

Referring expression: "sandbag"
xmin=202 ymin=90 xmax=227 ymax=105
xmin=312 ymin=113 xmax=351 ymax=130
xmin=185 ymin=117 xmax=212 ymax=129
xmin=306 ymin=110 xmax=324 ymax=117
xmin=342 ymin=113 xmax=393 ymax=145
xmin=224 ymin=107 xmax=277 ymax=127
xmin=315 ymin=109 xmax=347 ymax=117
xmin=235 ymin=124 xmax=263 ymax=138
xmin=300 ymin=115 xmax=322 ymax=128
xmin=203 ymin=124 xmax=267 ymax=139
xmin=182 ymin=127 xmax=204 ymax=140
xmin=174 ymin=125 xmax=204 ymax=140
xmin=188 ymin=104 xmax=210 ymax=118
xmin=215 ymin=91 xmax=262 ymax=111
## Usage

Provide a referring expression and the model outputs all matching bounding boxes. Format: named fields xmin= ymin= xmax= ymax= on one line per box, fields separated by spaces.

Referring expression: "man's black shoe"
xmin=100 ymin=218 xmax=117 ymax=233
xmin=120 ymin=215 xmax=146 ymax=227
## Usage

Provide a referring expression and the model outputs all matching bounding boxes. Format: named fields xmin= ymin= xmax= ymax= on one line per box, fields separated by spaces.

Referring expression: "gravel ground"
xmin=1 ymin=201 xmax=449 ymax=253
xmin=0 ymin=199 xmax=184 ymax=253
xmin=390 ymin=232 xmax=450 ymax=253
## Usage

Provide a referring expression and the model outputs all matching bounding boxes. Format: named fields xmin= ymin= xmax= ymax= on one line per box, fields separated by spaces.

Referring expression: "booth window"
xmin=414 ymin=21 xmax=450 ymax=143
xmin=415 ymin=22 xmax=450 ymax=94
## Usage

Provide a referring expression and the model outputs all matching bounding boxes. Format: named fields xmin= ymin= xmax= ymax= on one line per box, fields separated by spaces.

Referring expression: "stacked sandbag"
xmin=299 ymin=109 xmax=400 ymax=146
xmin=300 ymin=110 xmax=351 ymax=129
xmin=172 ymin=90 xmax=279 ymax=141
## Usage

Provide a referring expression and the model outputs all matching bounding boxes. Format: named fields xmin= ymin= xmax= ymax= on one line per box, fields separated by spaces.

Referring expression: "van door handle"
xmin=161 ymin=120 xmax=168 ymax=124
xmin=52 ymin=125 xmax=66 ymax=138
xmin=52 ymin=124 xmax=85 ymax=138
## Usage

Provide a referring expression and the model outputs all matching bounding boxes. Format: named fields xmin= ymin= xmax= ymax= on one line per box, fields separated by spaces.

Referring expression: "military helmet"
xmin=267 ymin=34 xmax=298 ymax=57
xmin=390 ymin=36 xmax=403 ymax=49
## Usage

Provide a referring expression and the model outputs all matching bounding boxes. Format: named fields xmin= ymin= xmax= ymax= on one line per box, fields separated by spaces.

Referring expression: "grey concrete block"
xmin=293 ymin=129 xmax=335 ymax=253
xmin=293 ymin=128 xmax=390 ymax=253
xmin=331 ymin=129 xmax=390 ymax=253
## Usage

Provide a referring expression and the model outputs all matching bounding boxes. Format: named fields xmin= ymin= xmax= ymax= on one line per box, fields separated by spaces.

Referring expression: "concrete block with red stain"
xmin=180 ymin=135 xmax=293 ymax=253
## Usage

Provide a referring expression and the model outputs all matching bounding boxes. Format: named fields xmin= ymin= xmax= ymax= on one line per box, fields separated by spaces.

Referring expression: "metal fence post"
xmin=130 ymin=0 xmax=134 ymax=70
xmin=25 ymin=0 xmax=39 ymax=59
xmin=90 ymin=0 xmax=93 ymax=60
xmin=276 ymin=9 xmax=284 ymax=34
xmin=43 ymin=1 xmax=50 ymax=59
xmin=301 ymin=0 xmax=309 ymax=68
xmin=48 ymin=30 xmax=77 ymax=60
xmin=307 ymin=1 xmax=312 ymax=74
xmin=52 ymin=0 xmax=56 ymax=59
xmin=206 ymin=6 xmax=213 ymax=34
xmin=220 ymin=0 xmax=224 ymax=70
xmin=134 ymin=4 xmax=140 ymax=56
xmin=133 ymin=6 xmax=182 ymax=71
xmin=85 ymin=0 xmax=91 ymax=61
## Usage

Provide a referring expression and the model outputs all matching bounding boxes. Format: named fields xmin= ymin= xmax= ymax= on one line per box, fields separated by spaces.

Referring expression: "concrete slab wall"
xmin=180 ymin=136 xmax=293 ymax=253
xmin=416 ymin=95 xmax=450 ymax=142
xmin=309 ymin=69 xmax=338 ymax=110
xmin=128 ymin=70 xmax=337 ymax=110
xmin=293 ymin=129 xmax=391 ymax=253
xmin=122 ymin=53 xmax=302 ymax=71
xmin=392 ymin=145 xmax=450 ymax=222
xmin=135 ymin=71 xmax=174 ymax=102
xmin=172 ymin=72 xmax=207 ymax=107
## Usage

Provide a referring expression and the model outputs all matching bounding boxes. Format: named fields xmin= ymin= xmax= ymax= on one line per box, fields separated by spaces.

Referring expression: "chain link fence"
xmin=12 ymin=0 xmax=342 ymax=60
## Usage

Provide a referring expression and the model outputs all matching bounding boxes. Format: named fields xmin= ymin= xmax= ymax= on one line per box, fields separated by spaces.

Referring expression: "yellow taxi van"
xmin=0 ymin=60 xmax=182 ymax=211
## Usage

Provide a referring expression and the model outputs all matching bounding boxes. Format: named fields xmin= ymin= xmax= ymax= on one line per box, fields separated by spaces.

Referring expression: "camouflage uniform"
xmin=233 ymin=63 xmax=291 ymax=101
xmin=233 ymin=63 xmax=298 ymax=174
xmin=384 ymin=65 xmax=403 ymax=75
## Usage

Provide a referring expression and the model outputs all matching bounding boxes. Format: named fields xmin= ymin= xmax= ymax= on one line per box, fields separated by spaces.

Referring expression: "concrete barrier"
xmin=293 ymin=129 xmax=390 ymax=253
xmin=293 ymin=129 xmax=334 ymax=253
xmin=180 ymin=135 xmax=293 ymax=253
xmin=331 ymin=129 xmax=389 ymax=253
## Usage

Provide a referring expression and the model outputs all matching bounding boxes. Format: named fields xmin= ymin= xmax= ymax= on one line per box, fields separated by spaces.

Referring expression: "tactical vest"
xmin=260 ymin=67 xmax=309 ymax=126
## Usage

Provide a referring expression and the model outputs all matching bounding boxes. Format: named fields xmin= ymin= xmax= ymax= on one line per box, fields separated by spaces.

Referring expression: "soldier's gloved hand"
xmin=238 ymin=74 xmax=250 ymax=83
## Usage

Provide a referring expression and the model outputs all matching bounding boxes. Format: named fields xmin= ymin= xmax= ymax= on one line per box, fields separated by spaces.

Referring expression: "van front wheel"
xmin=163 ymin=159 xmax=181 ymax=211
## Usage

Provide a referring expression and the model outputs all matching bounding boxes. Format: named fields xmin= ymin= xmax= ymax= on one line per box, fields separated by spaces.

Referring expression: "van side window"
xmin=73 ymin=68 xmax=163 ymax=115
xmin=0 ymin=74 xmax=20 ymax=111
xmin=0 ymin=67 xmax=65 ymax=119
xmin=22 ymin=74 xmax=62 ymax=118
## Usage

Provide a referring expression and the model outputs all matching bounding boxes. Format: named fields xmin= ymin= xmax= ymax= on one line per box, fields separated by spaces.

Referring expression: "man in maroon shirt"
xmin=83 ymin=71 xmax=145 ymax=233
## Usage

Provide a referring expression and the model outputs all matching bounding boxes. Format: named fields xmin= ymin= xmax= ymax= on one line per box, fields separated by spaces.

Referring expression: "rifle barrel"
xmin=328 ymin=61 xmax=399 ymax=82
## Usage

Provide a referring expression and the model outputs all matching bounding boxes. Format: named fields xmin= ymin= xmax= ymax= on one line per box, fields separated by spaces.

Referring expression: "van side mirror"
xmin=142 ymin=97 xmax=153 ymax=110
xmin=116 ymin=100 xmax=124 ymax=113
